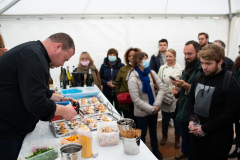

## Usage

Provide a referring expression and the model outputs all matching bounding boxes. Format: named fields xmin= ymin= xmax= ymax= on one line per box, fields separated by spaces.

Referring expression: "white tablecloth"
xmin=18 ymin=88 xmax=157 ymax=160
xmin=18 ymin=121 xmax=157 ymax=160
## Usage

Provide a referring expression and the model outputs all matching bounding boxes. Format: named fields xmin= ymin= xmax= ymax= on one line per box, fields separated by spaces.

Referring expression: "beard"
xmin=200 ymin=42 xmax=207 ymax=47
xmin=185 ymin=56 xmax=198 ymax=69
xmin=204 ymin=64 xmax=219 ymax=76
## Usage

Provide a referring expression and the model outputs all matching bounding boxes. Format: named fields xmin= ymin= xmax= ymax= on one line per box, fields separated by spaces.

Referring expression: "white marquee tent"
xmin=0 ymin=0 xmax=240 ymax=83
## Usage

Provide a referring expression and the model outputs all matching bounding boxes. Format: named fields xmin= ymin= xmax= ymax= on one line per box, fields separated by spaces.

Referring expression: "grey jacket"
xmin=126 ymin=69 xmax=165 ymax=117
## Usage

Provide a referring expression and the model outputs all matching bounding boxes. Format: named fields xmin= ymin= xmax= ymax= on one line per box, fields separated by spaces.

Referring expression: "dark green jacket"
xmin=114 ymin=65 xmax=132 ymax=110
xmin=175 ymin=64 xmax=202 ymax=123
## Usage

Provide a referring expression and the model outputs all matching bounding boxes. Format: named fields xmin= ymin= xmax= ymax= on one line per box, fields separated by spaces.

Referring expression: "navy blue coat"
xmin=150 ymin=52 xmax=164 ymax=74
xmin=100 ymin=57 xmax=125 ymax=96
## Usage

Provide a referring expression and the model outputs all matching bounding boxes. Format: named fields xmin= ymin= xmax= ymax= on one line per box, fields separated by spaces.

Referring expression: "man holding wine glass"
xmin=171 ymin=40 xmax=202 ymax=160
xmin=186 ymin=44 xmax=240 ymax=160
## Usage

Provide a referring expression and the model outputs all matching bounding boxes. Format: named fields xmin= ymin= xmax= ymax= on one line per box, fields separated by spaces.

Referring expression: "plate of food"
xmin=79 ymin=98 xmax=89 ymax=106
xmin=102 ymin=116 xmax=113 ymax=122
xmin=89 ymin=97 xmax=99 ymax=105
xmin=82 ymin=106 xmax=95 ymax=114
xmin=95 ymin=103 xmax=106 ymax=110
xmin=51 ymin=118 xmax=81 ymax=137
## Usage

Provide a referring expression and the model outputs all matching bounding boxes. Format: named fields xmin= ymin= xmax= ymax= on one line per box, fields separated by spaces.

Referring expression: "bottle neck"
xmin=88 ymin=68 xmax=92 ymax=74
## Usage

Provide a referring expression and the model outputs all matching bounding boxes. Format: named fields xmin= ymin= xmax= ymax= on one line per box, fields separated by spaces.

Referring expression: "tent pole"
xmin=227 ymin=0 xmax=232 ymax=57
xmin=0 ymin=0 xmax=20 ymax=15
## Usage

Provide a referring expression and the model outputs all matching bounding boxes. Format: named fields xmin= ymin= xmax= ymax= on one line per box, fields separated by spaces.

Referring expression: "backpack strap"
xmin=222 ymin=71 xmax=232 ymax=91
xmin=194 ymin=72 xmax=201 ymax=84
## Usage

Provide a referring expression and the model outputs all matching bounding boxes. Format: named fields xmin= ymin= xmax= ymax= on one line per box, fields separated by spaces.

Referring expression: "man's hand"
xmin=63 ymin=97 xmax=74 ymax=102
xmin=172 ymin=86 xmax=180 ymax=95
xmin=50 ymin=93 xmax=74 ymax=102
xmin=198 ymin=126 xmax=205 ymax=135
xmin=0 ymin=48 xmax=8 ymax=57
xmin=61 ymin=104 xmax=77 ymax=120
xmin=188 ymin=121 xmax=197 ymax=131
xmin=171 ymin=79 xmax=185 ymax=87
xmin=107 ymin=81 xmax=115 ymax=88
xmin=189 ymin=123 xmax=205 ymax=136
xmin=152 ymin=106 xmax=160 ymax=114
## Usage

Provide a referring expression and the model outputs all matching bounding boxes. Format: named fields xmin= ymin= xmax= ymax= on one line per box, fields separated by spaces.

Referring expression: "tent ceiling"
xmin=1 ymin=0 xmax=240 ymax=15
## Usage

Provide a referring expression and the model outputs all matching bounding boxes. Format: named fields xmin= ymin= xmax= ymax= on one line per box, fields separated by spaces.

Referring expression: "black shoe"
xmin=153 ymin=150 xmax=163 ymax=160
xmin=237 ymin=152 xmax=240 ymax=160
xmin=228 ymin=145 xmax=238 ymax=158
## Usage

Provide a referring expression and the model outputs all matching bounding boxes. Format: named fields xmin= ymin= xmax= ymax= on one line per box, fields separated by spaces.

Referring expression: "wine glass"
xmin=190 ymin=115 xmax=200 ymax=127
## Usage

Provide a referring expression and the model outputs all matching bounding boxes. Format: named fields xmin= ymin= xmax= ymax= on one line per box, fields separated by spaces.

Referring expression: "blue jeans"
xmin=136 ymin=113 xmax=159 ymax=152
xmin=180 ymin=122 xmax=195 ymax=160
xmin=0 ymin=139 xmax=22 ymax=160
xmin=161 ymin=111 xmax=181 ymax=134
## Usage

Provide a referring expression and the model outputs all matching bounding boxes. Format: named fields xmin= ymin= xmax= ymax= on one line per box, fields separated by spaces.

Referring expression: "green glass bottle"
xmin=86 ymin=66 xmax=94 ymax=86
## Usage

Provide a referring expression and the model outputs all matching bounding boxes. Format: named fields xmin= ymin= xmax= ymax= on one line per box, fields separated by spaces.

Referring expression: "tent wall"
xmin=0 ymin=18 xmax=228 ymax=85
xmin=228 ymin=16 xmax=240 ymax=60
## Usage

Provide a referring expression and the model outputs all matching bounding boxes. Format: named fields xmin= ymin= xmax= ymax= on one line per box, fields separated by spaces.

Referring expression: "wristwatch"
xmin=60 ymin=96 xmax=65 ymax=102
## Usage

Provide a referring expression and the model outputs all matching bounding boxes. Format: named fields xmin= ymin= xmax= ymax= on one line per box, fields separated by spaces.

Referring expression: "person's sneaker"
xmin=175 ymin=152 xmax=187 ymax=159
xmin=153 ymin=150 xmax=163 ymax=160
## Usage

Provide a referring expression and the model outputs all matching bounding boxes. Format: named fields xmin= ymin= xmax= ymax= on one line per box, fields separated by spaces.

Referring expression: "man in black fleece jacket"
xmin=187 ymin=44 xmax=240 ymax=160
xmin=0 ymin=33 xmax=77 ymax=160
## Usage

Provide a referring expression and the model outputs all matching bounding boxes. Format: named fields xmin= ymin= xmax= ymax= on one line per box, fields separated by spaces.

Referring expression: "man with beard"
xmin=171 ymin=40 xmax=202 ymax=160
xmin=213 ymin=40 xmax=236 ymax=76
xmin=186 ymin=44 xmax=240 ymax=160
xmin=198 ymin=32 xmax=212 ymax=47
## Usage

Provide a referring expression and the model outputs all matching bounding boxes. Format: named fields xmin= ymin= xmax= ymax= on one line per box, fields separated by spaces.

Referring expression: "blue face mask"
xmin=108 ymin=56 xmax=117 ymax=62
xmin=141 ymin=59 xmax=150 ymax=69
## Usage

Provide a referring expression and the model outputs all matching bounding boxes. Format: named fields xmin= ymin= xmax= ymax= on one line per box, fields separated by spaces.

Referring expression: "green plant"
xmin=25 ymin=147 xmax=58 ymax=160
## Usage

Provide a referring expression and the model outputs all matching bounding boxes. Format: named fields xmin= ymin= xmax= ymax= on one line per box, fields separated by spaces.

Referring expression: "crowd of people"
xmin=1 ymin=32 xmax=240 ymax=160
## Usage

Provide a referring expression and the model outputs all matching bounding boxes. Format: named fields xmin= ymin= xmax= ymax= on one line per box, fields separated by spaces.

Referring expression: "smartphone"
xmin=169 ymin=76 xmax=176 ymax=81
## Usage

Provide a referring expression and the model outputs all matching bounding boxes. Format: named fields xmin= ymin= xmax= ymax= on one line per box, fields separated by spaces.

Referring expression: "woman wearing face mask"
xmin=126 ymin=52 xmax=165 ymax=160
xmin=158 ymin=49 xmax=183 ymax=149
xmin=77 ymin=52 xmax=101 ymax=90
xmin=100 ymin=48 xmax=124 ymax=115
xmin=115 ymin=48 xmax=141 ymax=121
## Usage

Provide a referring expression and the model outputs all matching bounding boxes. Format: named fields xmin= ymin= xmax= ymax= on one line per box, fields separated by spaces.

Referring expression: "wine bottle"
xmin=66 ymin=66 xmax=72 ymax=87
xmin=74 ymin=66 xmax=77 ymax=72
xmin=64 ymin=68 xmax=70 ymax=89
xmin=48 ymin=74 xmax=54 ymax=90
xmin=72 ymin=66 xmax=75 ymax=72
xmin=60 ymin=67 xmax=63 ymax=88
xmin=86 ymin=66 xmax=94 ymax=86
xmin=62 ymin=68 xmax=66 ymax=89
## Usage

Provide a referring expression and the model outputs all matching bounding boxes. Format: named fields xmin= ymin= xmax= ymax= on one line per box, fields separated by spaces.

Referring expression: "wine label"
xmin=49 ymin=84 xmax=54 ymax=90
xmin=66 ymin=85 xmax=70 ymax=89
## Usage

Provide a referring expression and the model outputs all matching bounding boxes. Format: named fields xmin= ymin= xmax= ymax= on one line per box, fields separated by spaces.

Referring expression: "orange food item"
xmin=61 ymin=135 xmax=79 ymax=145
xmin=96 ymin=104 xmax=105 ymax=110
xmin=65 ymin=135 xmax=78 ymax=141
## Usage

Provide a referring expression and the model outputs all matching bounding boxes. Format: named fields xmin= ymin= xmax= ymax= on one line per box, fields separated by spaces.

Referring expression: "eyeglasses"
xmin=81 ymin=58 xmax=89 ymax=61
